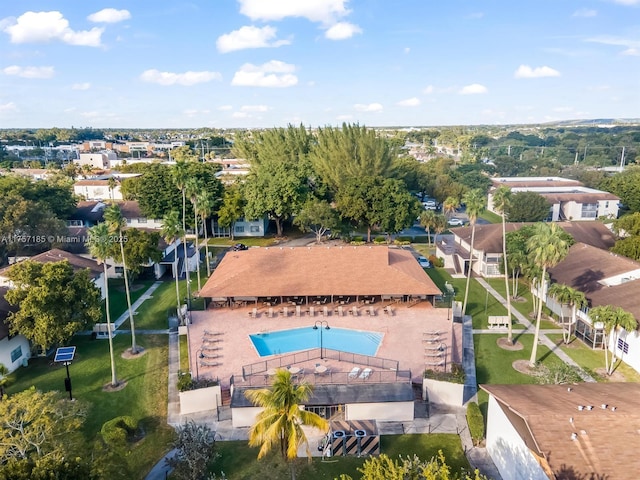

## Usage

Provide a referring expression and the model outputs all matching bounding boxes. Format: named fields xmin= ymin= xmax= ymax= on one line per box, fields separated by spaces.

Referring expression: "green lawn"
xmin=5 ymin=334 xmax=174 ymax=479
xmin=474 ymin=333 xmax=565 ymax=417
xmin=426 ymin=268 xmax=511 ymax=330
xmin=545 ymin=334 xmax=640 ymax=383
xmin=479 ymin=211 xmax=501 ymax=224
xmin=483 ymin=278 xmax=558 ymax=331
xmin=106 ymin=278 xmax=155 ymax=322
xmin=211 ymin=434 xmax=470 ymax=479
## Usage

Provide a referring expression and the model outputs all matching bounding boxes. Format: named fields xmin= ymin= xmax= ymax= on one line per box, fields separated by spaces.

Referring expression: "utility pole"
xmin=619 ymin=146 xmax=626 ymax=171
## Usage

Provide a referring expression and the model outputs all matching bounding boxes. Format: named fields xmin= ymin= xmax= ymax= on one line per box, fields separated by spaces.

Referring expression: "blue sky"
xmin=0 ymin=0 xmax=638 ymax=129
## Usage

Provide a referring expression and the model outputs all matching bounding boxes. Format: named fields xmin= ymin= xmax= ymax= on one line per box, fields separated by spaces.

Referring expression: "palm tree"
xmin=443 ymin=196 xmax=459 ymax=220
xmin=526 ymin=223 xmax=570 ymax=367
xmin=107 ymin=176 xmax=118 ymax=201
xmin=162 ymin=210 xmax=184 ymax=318
xmin=589 ymin=305 xmax=637 ymax=375
xmin=104 ymin=204 xmax=139 ymax=355
xmin=196 ymin=190 xmax=215 ymax=277
xmin=461 ymin=189 xmax=486 ymax=316
xmin=87 ymin=223 xmax=119 ymax=386
xmin=548 ymin=284 xmax=587 ymax=344
xmin=492 ymin=185 xmax=514 ymax=343
xmin=432 ymin=214 xmax=447 ymax=243
xmin=173 ymin=161 xmax=191 ymax=308
xmin=186 ymin=178 xmax=204 ymax=292
xmin=419 ymin=209 xmax=437 ymax=247
xmin=245 ymin=369 xmax=328 ymax=480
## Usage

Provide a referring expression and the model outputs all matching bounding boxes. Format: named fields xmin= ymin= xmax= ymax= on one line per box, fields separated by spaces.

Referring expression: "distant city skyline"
xmin=0 ymin=0 xmax=638 ymax=129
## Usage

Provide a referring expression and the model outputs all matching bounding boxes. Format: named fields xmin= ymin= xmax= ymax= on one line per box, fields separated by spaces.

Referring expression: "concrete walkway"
xmin=474 ymin=277 xmax=596 ymax=383
xmin=113 ymin=281 xmax=163 ymax=330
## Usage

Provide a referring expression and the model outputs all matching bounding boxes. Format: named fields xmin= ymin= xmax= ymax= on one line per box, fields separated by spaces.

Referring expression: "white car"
xmin=447 ymin=218 xmax=465 ymax=227
xmin=417 ymin=256 xmax=432 ymax=268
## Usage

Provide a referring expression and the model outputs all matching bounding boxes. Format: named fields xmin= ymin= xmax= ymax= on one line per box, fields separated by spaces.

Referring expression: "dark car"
xmin=231 ymin=243 xmax=248 ymax=251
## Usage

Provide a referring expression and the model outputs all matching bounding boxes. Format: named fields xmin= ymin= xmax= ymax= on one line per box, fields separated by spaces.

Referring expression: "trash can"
xmin=22 ymin=357 xmax=28 ymax=367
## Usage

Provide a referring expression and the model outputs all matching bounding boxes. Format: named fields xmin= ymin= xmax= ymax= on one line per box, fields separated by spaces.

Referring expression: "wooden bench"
xmin=488 ymin=316 xmax=511 ymax=329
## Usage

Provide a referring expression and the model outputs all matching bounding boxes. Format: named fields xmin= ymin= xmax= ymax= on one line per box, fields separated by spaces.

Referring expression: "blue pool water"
xmin=250 ymin=327 xmax=383 ymax=357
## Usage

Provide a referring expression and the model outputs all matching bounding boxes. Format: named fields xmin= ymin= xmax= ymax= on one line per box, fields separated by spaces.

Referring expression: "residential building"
xmin=0 ymin=287 xmax=31 ymax=373
xmin=211 ymin=216 xmax=269 ymax=238
xmin=76 ymin=151 xmax=118 ymax=170
xmin=73 ymin=179 xmax=123 ymax=200
xmin=482 ymin=383 xmax=640 ymax=480
xmin=0 ymin=248 xmax=106 ymax=299
xmin=438 ymin=221 xmax=616 ymax=277
xmin=545 ymin=242 xmax=640 ymax=372
xmin=487 ymin=176 xmax=620 ymax=221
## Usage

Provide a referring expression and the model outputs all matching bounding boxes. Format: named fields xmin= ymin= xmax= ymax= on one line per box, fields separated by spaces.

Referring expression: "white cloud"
xmin=514 ymin=65 xmax=560 ymax=78
xmin=572 ymin=8 xmax=597 ymax=17
xmin=231 ymin=60 xmax=298 ymax=87
xmin=423 ymin=85 xmax=434 ymax=94
xmin=336 ymin=114 xmax=353 ymax=121
xmin=621 ymin=48 xmax=640 ymax=56
xmin=87 ymin=8 xmax=131 ymax=23
xmin=586 ymin=35 xmax=640 ymax=55
xmin=404 ymin=47 xmax=410 ymax=54
xmin=354 ymin=103 xmax=383 ymax=112
xmin=232 ymin=111 xmax=249 ymax=119
xmin=72 ymin=82 xmax=91 ymax=90
xmin=238 ymin=0 xmax=350 ymax=23
xmin=241 ymin=105 xmax=270 ymax=112
xmin=218 ymin=105 xmax=233 ymax=111
xmin=608 ymin=0 xmax=640 ymax=5
xmin=397 ymin=97 xmax=420 ymax=107
xmin=466 ymin=12 xmax=484 ymax=19
xmin=459 ymin=83 xmax=487 ymax=95
xmin=3 ymin=11 xmax=104 ymax=47
xmin=325 ymin=22 xmax=362 ymax=40
xmin=140 ymin=69 xmax=222 ymax=86
xmin=216 ymin=25 xmax=290 ymax=53
xmin=553 ymin=106 xmax=574 ymax=113
xmin=183 ymin=109 xmax=210 ymax=117
xmin=0 ymin=102 xmax=17 ymax=112
xmin=2 ymin=65 xmax=54 ymax=78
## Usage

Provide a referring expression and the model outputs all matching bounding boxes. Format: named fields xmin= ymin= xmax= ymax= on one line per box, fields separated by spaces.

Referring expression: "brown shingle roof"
xmin=199 ymin=246 xmax=441 ymax=298
xmin=490 ymin=178 xmax=583 ymax=189
xmin=452 ymin=221 xmax=616 ymax=254
xmin=481 ymin=383 xmax=640 ymax=480
xmin=540 ymin=191 xmax=619 ymax=203
xmin=116 ymin=200 xmax=144 ymax=219
xmin=548 ymin=243 xmax=640 ymax=319
xmin=0 ymin=248 xmax=102 ymax=278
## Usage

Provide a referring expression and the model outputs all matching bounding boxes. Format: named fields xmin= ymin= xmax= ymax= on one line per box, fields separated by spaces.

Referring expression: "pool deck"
xmin=188 ymin=302 xmax=462 ymax=389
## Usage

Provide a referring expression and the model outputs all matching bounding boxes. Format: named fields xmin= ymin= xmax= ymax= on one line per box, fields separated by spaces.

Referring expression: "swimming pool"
xmin=250 ymin=327 xmax=383 ymax=357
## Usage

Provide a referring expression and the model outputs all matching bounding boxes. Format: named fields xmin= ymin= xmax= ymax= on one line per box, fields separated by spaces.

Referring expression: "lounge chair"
xmin=296 ymin=305 xmax=301 ymax=317
xmin=359 ymin=368 xmax=372 ymax=380
xmin=323 ymin=306 xmax=329 ymax=316
xmin=268 ymin=307 xmax=274 ymax=318
xmin=348 ymin=367 xmax=361 ymax=379
xmin=369 ymin=306 xmax=376 ymax=316
xmin=309 ymin=306 xmax=315 ymax=317
xmin=200 ymin=360 xmax=219 ymax=367
xmin=351 ymin=306 xmax=359 ymax=316
xmin=338 ymin=306 xmax=344 ymax=316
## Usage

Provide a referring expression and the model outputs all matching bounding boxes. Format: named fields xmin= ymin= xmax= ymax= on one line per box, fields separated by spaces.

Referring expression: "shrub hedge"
xmin=466 ymin=401 xmax=485 ymax=446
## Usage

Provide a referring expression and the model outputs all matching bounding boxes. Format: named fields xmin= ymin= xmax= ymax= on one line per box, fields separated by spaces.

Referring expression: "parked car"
xmin=417 ymin=256 xmax=432 ymax=268
xmin=231 ymin=243 xmax=248 ymax=251
xmin=447 ymin=218 xmax=465 ymax=227
xmin=422 ymin=200 xmax=437 ymax=210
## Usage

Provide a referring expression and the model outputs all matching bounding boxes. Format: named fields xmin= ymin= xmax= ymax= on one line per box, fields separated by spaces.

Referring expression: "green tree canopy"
xmin=599 ymin=167 xmax=640 ymax=213
xmin=5 ymin=260 xmax=101 ymax=353
xmin=236 ymin=125 xmax=314 ymax=237
xmin=0 ymin=387 xmax=86 ymax=463
xmin=293 ymin=198 xmax=339 ymax=244
xmin=120 ymin=228 xmax=163 ymax=277
xmin=504 ymin=191 xmax=550 ymax=222
xmin=337 ymin=451 xmax=489 ymax=480
xmin=310 ymin=123 xmax=396 ymax=193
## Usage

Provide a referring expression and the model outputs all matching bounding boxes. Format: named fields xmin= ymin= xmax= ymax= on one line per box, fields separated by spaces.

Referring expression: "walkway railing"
xmin=241 ymin=347 xmax=400 ymax=379
xmin=235 ymin=367 xmax=412 ymax=387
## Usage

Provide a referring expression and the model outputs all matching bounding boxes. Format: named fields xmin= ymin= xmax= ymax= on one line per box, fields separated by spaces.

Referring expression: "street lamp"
xmin=313 ymin=320 xmax=330 ymax=359
xmin=194 ymin=347 xmax=205 ymax=381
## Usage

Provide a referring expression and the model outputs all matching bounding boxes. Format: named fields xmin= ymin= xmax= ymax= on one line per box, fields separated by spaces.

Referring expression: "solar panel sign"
xmin=54 ymin=346 xmax=76 ymax=363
